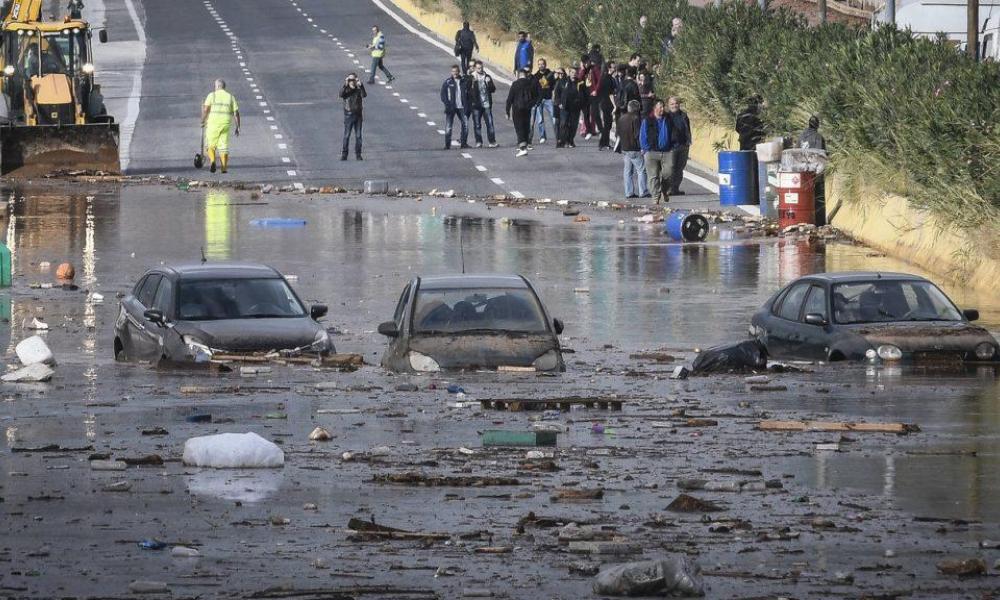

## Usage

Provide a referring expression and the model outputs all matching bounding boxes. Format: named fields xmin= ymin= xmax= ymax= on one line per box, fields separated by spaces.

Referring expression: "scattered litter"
xmin=89 ymin=292 xmax=104 ymax=304
xmin=2 ymin=363 xmax=54 ymax=383
xmin=90 ymin=460 xmax=127 ymax=471
xmin=137 ymin=539 xmax=167 ymax=550
xmin=141 ymin=427 xmax=169 ymax=436
xmin=759 ymin=420 xmax=919 ymax=434
xmin=667 ymin=493 xmax=722 ymax=513
xmin=128 ymin=580 xmax=169 ymax=594
xmin=569 ymin=541 xmax=641 ymax=555
xmin=670 ymin=366 xmax=690 ymax=380
xmin=482 ymin=429 xmax=557 ymax=447
xmin=592 ymin=557 xmax=705 ymax=597
xmin=15 ymin=335 xmax=55 ymax=366
xmin=574 ymin=287 xmax=590 ymax=293
xmin=372 ymin=472 xmax=520 ymax=487
xmin=240 ymin=366 xmax=272 ymax=377
xmin=691 ymin=340 xmax=767 ymax=374
xmin=185 ymin=413 xmax=212 ymax=423
xmin=937 ymin=557 xmax=987 ymax=577
xmin=170 ymin=546 xmax=200 ymax=558
xmin=23 ymin=317 xmax=49 ymax=330
xmin=551 ymin=487 xmax=604 ymax=501
xmin=182 ymin=432 xmax=285 ymax=468
xmin=102 ymin=481 xmax=132 ymax=492
xmin=816 ymin=443 xmax=840 ymax=451
xmin=309 ymin=427 xmax=332 ymax=441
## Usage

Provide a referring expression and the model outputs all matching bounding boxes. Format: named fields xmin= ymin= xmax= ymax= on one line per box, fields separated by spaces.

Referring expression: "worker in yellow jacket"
xmin=201 ymin=79 xmax=241 ymax=173
xmin=366 ymin=25 xmax=395 ymax=85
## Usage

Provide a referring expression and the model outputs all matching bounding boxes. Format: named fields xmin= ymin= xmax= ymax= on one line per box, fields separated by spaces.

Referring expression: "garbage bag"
xmin=691 ymin=340 xmax=767 ymax=375
xmin=182 ymin=432 xmax=284 ymax=468
xmin=592 ymin=557 xmax=705 ymax=597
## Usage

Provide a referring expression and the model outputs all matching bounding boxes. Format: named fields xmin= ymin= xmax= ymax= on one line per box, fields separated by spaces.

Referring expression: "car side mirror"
xmin=310 ymin=304 xmax=328 ymax=320
xmin=963 ymin=309 xmax=980 ymax=322
xmin=377 ymin=321 xmax=399 ymax=337
xmin=99 ymin=29 xmax=108 ymax=43
xmin=804 ymin=313 xmax=828 ymax=327
xmin=553 ymin=318 xmax=564 ymax=335
xmin=144 ymin=309 xmax=165 ymax=326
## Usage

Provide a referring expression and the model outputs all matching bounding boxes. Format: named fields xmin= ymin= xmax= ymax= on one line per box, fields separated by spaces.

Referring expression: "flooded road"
xmin=2 ymin=183 xmax=999 ymax=598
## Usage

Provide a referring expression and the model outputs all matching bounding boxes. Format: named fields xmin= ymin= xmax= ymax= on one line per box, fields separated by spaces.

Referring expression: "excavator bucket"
xmin=1 ymin=122 xmax=121 ymax=176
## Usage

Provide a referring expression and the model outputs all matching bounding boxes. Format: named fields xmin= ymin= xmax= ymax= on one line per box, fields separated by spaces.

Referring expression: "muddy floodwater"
xmin=1 ymin=183 xmax=999 ymax=599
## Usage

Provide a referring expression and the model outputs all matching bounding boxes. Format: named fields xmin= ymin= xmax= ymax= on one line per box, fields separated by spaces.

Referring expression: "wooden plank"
xmin=758 ymin=420 xmax=919 ymax=434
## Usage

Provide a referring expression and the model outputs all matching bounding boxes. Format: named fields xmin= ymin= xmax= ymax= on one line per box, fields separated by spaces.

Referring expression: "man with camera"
xmin=340 ymin=73 xmax=367 ymax=161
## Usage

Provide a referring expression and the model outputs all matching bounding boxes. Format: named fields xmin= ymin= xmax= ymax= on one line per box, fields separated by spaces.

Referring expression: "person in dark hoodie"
xmin=552 ymin=67 xmax=568 ymax=141
xmin=639 ymin=99 xmax=673 ymax=205
xmin=798 ymin=115 xmax=826 ymax=150
xmin=440 ymin=64 xmax=471 ymax=149
xmin=506 ymin=67 xmax=539 ymax=156
xmin=557 ymin=68 xmax=585 ymax=148
xmin=454 ymin=22 xmax=479 ymax=75
xmin=339 ymin=72 xmax=366 ymax=161
xmin=736 ymin=95 xmax=766 ymax=151
xmin=578 ymin=55 xmax=596 ymax=137
xmin=592 ymin=60 xmax=615 ymax=150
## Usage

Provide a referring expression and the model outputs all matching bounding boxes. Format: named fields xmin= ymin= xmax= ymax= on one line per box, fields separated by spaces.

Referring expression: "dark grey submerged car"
xmin=378 ymin=274 xmax=565 ymax=373
xmin=750 ymin=272 xmax=999 ymax=364
xmin=114 ymin=263 xmax=332 ymax=362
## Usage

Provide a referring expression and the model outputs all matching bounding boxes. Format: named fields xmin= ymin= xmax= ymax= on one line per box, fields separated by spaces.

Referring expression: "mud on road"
xmin=1 ymin=182 xmax=999 ymax=599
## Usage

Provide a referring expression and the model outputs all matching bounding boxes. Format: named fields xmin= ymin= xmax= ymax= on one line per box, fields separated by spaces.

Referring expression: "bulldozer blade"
xmin=1 ymin=123 xmax=121 ymax=176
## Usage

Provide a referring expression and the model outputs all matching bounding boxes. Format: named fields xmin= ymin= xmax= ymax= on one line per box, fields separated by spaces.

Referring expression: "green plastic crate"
xmin=482 ymin=429 xmax=557 ymax=447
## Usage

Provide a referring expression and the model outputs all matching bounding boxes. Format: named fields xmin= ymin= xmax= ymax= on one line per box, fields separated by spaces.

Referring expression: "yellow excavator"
xmin=0 ymin=0 xmax=120 ymax=175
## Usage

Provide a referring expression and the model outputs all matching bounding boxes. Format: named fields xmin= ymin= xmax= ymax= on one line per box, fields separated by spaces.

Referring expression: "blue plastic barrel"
xmin=250 ymin=218 xmax=307 ymax=228
xmin=718 ymin=151 xmax=757 ymax=206
xmin=664 ymin=211 xmax=710 ymax=242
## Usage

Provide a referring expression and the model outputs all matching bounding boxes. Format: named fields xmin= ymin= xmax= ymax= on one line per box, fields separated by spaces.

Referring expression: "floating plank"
xmin=479 ymin=396 xmax=624 ymax=412
xmin=482 ymin=429 xmax=557 ymax=447
xmin=758 ymin=420 xmax=920 ymax=434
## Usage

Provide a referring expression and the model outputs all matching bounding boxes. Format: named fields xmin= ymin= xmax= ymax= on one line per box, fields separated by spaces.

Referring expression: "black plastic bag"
xmin=691 ymin=340 xmax=767 ymax=375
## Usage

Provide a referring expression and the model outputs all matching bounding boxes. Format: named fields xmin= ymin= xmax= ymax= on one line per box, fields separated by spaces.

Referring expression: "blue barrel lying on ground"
xmin=664 ymin=211 xmax=710 ymax=242
xmin=718 ymin=150 xmax=757 ymax=206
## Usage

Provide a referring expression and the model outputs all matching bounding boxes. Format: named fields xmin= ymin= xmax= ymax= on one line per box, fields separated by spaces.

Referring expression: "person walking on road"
xmin=339 ymin=73 xmax=366 ymax=161
xmin=592 ymin=61 xmax=614 ymax=150
xmin=618 ymin=100 xmax=649 ymax=199
xmin=552 ymin=67 xmax=568 ymax=142
xmin=640 ymin=99 xmax=673 ymax=205
xmin=557 ymin=68 xmax=584 ymax=148
xmin=506 ymin=67 xmax=539 ymax=157
xmin=513 ymin=32 xmax=534 ymax=75
xmin=667 ymin=96 xmax=691 ymax=195
xmin=201 ymin=79 xmax=240 ymax=174
xmin=440 ymin=65 xmax=470 ymax=149
xmin=469 ymin=60 xmax=497 ymax=148
xmin=532 ymin=58 xmax=556 ymax=144
xmin=367 ymin=25 xmax=395 ymax=84
xmin=454 ymin=21 xmax=479 ymax=75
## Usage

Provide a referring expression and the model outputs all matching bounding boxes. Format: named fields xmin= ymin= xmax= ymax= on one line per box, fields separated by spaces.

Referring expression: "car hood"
xmin=409 ymin=333 xmax=559 ymax=369
xmin=175 ymin=318 xmax=322 ymax=352
xmin=847 ymin=321 xmax=997 ymax=352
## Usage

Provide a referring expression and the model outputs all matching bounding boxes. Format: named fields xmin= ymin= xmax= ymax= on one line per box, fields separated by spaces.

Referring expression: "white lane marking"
xmin=117 ymin=0 xmax=146 ymax=172
xmin=392 ymin=92 xmax=400 ymax=97
xmin=418 ymin=113 xmax=427 ymax=117
xmin=288 ymin=170 xmax=298 ymax=176
xmin=278 ymin=143 xmax=288 ymax=149
xmin=490 ymin=177 xmax=504 ymax=185
xmin=436 ymin=129 xmax=445 ymax=134
xmin=293 ymin=182 xmax=305 ymax=190
xmin=275 ymin=134 xmax=284 ymax=139
xmin=426 ymin=121 xmax=435 ymax=126
xmin=475 ymin=165 xmax=487 ymax=172
xmin=683 ymin=170 xmax=720 ymax=194
xmin=282 ymin=157 xmax=292 ymax=163
xmin=400 ymin=99 xmax=408 ymax=103
xmin=510 ymin=191 xmax=525 ymax=198
xmin=460 ymin=153 xmax=472 ymax=159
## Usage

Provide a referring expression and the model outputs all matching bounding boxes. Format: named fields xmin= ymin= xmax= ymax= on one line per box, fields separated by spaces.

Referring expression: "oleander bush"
xmin=455 ymin=0 xmax=1000 ymax=225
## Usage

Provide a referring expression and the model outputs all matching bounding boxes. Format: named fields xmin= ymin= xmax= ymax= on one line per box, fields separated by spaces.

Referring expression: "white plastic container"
xmin=15 ymin=335 xmax=55 ymax=366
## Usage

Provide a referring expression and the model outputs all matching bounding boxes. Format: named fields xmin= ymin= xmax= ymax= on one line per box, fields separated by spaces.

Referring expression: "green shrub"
xmin=455 ymin=0 xmax=1000 ymax=225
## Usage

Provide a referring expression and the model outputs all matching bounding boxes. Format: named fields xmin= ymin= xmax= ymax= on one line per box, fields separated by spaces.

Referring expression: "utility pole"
xmin=818 ymin=0 xmax=827 ymax=23
xmin=885 ymin=0 xmax=895 ymax=25
xmin=968 ymin=0 xmax=980 ymax=61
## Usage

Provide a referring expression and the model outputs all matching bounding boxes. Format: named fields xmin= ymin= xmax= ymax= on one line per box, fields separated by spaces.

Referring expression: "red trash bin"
xmin=776 ymin=171 xmax=816 ymax=229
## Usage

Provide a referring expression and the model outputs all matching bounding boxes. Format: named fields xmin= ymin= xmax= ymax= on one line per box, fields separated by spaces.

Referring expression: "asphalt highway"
xmin=91 ymin=0 xmax=720 ymax=206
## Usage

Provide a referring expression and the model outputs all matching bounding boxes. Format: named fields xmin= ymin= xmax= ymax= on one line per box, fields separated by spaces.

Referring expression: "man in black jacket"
xmin=552 ymin=67 xmax=568 ymax=143
xmin=557 ymin=68 xmax=584 ymax=148
xmin=667 ymin=96 xmax=691 ymax=195
xmin=469 ymin=60 xmax=497 ymax=148
xmin=454 ymin=22 xmax=479 ymax=75
xmin=506 ymin=67 xmax=539 ymax=157
xmin=440 ymin=65 xmax=471 ymax=149
xmin=532 ymin=58 xmax=556 ymax=144
xmin=617 ymin=100 xmax=649 ymax=198
xmin=339 ymin=73 xmax=366 ymax=160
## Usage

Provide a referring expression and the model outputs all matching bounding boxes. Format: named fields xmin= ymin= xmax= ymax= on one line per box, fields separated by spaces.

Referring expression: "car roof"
xmin=417 ymin=274 xmax=529 ymax=290
xmin=798 ymin=271 xmax=929 ymax=284
xmin=154 ymin=262 xmax=283 ymax=281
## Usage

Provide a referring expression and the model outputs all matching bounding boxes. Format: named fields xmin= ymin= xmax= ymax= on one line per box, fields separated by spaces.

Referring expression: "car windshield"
xmin=177 ymin=278 xmax=306 ymax=321
xmin=413 ymin=287 xmax=548 ymax=334
xmin=832 ymin=280 xmax=963 ymax=324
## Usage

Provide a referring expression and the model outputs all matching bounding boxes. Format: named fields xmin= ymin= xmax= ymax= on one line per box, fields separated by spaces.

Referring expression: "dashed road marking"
xmin=490 ymin=177 xmax=504 ymax=185
xmin=475 ymin=165 xmax=487 ymax=172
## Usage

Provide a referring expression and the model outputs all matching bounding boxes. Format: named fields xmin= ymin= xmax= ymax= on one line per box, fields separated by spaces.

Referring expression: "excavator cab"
xmin=0 ymin=20 xmax=119 ymax=175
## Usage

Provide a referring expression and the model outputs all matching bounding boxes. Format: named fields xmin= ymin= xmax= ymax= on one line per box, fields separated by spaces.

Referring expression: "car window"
xmin=770 ymin=286 xmax=791 ymax=316
xmin=803 ymin=285 xmax=827 ymax=320
xmin=133 ymin=275 xmax=148 ymax=297
xmin=152 ymin=277 xmax=173 ymax=314
xmin=833 ymin=280 xmax=962 ymax=324
xmin=393 ymin=283 xmax=411 ymax=325
xmin=177 ymin=278 xmax=306 ymax=320
xmin=136 ymin=274 xmax=161 ymax=308
xmin=777 ymin=283 xmax=810 ymax=321
xmin=413 ymin=287 xmax=548 ymax=334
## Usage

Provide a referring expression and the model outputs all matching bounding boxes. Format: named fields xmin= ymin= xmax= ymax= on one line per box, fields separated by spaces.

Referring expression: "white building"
xmin=877 ymin=0 xmax=1000 ymax=59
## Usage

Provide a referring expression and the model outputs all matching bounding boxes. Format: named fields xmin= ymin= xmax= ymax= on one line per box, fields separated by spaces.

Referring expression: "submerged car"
xmin=750 ymin=272 xmax=998 ymax=364
xmin=114 ymin=263 xmax=332 ymax=362
xmin=378 ymin=274 xmax=565 ymax=372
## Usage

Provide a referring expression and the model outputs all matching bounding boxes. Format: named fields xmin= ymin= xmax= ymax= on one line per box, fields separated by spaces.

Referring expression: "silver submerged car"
xmin=377 ymin=274 xmax=565 ymax=373
xmin=114 ymin=263 xmax=333 ymax=362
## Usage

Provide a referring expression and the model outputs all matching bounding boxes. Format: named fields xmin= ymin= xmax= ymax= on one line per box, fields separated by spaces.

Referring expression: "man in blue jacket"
xmin=440 ymin=65 xmax=470 ymax=149
xmin=513 ymin=32 xmax=534 ymax=75
xmin=639 ymin=99 xmax=673 ymax=205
